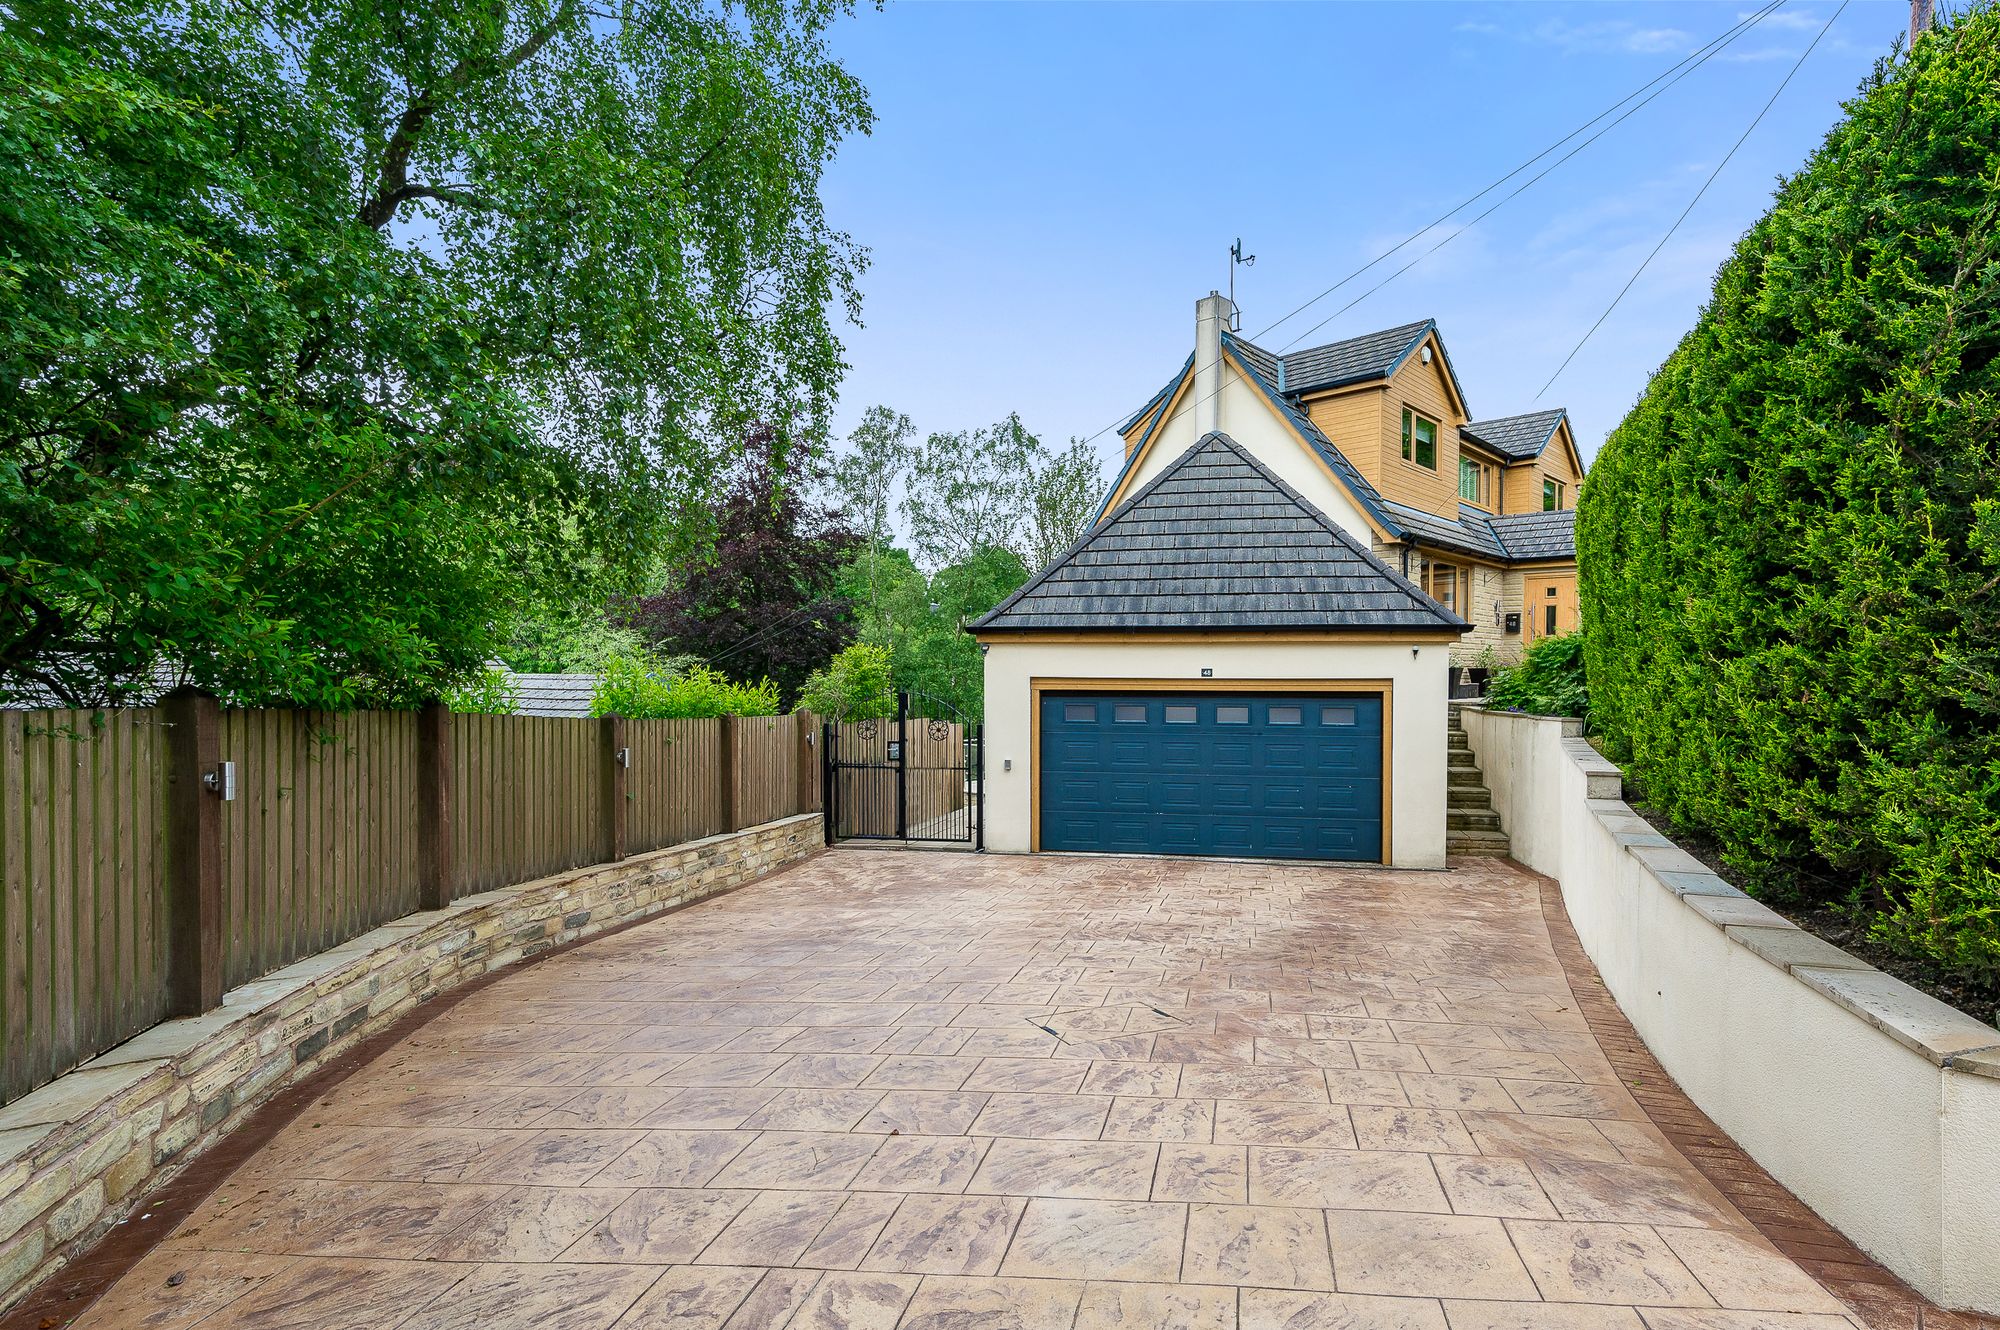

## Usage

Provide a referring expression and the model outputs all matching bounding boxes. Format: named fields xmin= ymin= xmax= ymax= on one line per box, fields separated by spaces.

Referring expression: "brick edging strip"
xmin=1527 ymin=864 xmax=1998 ymax=1330
xmin=0 ymin=846 xmax=823 ymax=1330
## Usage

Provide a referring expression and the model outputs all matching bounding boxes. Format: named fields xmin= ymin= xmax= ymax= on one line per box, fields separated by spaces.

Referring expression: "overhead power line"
xmin=1536 ymin=0 xmax=1850 ymax=399
xmin=1250 ymin=0 xmax=1787 ymax=348
xmin=1071 ymin=0 xmax=1788 ymax=450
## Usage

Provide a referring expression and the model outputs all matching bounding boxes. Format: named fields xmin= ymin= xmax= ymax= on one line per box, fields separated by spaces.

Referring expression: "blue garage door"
xmin=1038 ymin=692 xmax=1384 ymax=863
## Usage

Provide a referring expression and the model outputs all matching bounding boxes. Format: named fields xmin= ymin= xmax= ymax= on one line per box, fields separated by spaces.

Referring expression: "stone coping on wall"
xmin=0 ymin=813 xmax=823 ymax=1310
xmin=1481 ymin=709 xmax=2000 ymax=1079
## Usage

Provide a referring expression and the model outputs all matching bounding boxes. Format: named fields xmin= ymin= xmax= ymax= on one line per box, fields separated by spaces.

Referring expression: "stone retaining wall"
xmin=0 ymin=813 xmax=822 ymax=1311
xmin=1460 ymin=709 xmax=2000 ymax=1313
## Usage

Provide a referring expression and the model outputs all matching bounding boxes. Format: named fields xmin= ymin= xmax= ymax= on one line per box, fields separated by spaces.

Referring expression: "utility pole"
xmin=1910 ymin=0 xmax=1932 ymax=46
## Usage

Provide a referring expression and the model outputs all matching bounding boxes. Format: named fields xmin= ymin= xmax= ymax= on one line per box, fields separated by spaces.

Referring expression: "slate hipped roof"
xmin=1461 ymin=408 xmax=1568 ymax=461
xmin=973 ymin=434 xmax=1468 ymax=635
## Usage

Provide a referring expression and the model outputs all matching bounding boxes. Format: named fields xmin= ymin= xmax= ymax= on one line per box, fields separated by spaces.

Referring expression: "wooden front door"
xmin=1522 ymin=574 xmax=1577 ymax=643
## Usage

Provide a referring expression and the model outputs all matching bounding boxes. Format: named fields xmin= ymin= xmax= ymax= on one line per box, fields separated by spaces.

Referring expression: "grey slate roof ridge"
xmin=1461 ymin=408 xmax=1567 ymax=460
xmin=972 ymin=432 xmax=1468 ymax=634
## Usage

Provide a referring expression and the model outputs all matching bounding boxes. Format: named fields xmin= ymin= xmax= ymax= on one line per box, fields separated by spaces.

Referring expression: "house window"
xmin=1063 ymin=703 xmax=1094 ymax=722
xmin=1113 ymin=704 xmax=1146 ymax=723
xmin=1269 ymin=706 xmax=1302 ymax=725
xmin=1164 ymin=705 xmax=1197 ymax=724
xmin=1401 ymin=407 xmax=1438 ymax=470
xmin=1459 ymin=455 xmax=1483 ymax=503
xmin=1543 ymin=478 xmax=1565 ymax=511
xmin=1321 ymin=706 xmax=1357 ymax=726
xmin=1216 ymin=706 xmax=1250 ymax=725
xmin=1425 ymin=562 xmax=1458 ymax=613
xmin=1544 ymin=603 xmax=1558 ymax=635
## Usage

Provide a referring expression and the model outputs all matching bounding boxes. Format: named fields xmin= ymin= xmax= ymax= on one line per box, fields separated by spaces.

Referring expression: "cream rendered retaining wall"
xmin=982 ymin=639 xmax=1451 ymax=868
xmin=0 ymin=814 xmax=823 ymax=1313
xmin=1460 ymin=709 xmax=2000 ymax=1313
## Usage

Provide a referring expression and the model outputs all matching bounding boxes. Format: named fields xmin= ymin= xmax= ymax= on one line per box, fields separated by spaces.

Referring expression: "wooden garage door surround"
xmin=1027 ymin=677 xmax=1392 ymax=864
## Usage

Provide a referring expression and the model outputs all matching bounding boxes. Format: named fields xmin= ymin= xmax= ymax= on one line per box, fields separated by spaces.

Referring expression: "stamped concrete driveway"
xmin=76 ymin=851 xmax=1860 ymax=1330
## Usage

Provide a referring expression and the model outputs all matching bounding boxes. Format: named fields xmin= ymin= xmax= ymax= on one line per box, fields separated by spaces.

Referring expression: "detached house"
xmin=973 ymin=293 xmax=1583 ymax=869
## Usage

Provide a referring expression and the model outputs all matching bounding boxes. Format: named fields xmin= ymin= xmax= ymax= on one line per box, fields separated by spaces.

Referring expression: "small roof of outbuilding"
xmin=973 ymin=433 xmax=1467 ymax=636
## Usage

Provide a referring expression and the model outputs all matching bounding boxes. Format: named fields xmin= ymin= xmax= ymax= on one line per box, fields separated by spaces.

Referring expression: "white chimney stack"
xmin=1194 ymin=291 xmax=1235 ymax=437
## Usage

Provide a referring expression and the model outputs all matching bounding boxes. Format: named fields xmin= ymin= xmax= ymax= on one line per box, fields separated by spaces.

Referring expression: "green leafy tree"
xmin=1 ymin=0 xmax=871 ymax=707
xmin=799 ymin=642 xmax=895 ymax=720
xmin=899 ymin=415 xmax=1105 ymax=575
xmin=1024 ymin=437 xmax=1108 ymax=570
xmin=831 ymin=543 xmax=1025 ymax=719
xmin=901 ymin=415 xmax=1037 ymax=573
xmin=825 ymin=406 xmax=917 ymax=635
xmin=1576 ymin=6 xmax=2000 ymax=978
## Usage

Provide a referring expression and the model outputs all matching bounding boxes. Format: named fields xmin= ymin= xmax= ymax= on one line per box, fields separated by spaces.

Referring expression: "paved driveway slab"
xmin=73 ymin=851 xmax=1864 ymax=1329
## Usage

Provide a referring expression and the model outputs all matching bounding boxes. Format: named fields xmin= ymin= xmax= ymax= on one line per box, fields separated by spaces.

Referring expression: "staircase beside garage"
xmin=1447 ymin=706 xmax=1511 ymax=858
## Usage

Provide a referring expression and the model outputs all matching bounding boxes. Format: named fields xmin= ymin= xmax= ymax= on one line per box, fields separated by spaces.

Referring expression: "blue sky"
xmin=816 ymin=0 xmax=1906 ymax=473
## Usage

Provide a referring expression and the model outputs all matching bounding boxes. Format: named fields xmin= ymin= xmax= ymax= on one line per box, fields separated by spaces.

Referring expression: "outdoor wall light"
xmin=1003 ymin=759 xmax=1012 ymax=771
xmin=203 ymin=760 xmax=237 ymax=801
xmin=615 ymin=746 xmax=631 ymax=769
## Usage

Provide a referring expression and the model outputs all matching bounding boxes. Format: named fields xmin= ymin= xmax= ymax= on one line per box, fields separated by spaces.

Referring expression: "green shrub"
xmin=1576 ymin=7 xmax=2000 ymax=979
xmin=444 ymin=668 xmax=522 ymax=716
xmin=590 ymin=658 xmax=778 ymax=719
xmin=798 ymin=643 xmax=895 ymax=721
xmin=1486 ymin=634 xmax=1589 ymax=721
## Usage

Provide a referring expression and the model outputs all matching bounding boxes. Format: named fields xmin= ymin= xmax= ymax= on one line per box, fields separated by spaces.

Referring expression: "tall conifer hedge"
xmin=1577 ymin=5 xmax=2000 ymax=978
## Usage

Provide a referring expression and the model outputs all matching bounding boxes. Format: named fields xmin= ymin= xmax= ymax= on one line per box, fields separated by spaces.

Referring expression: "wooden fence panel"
xmin=451 ymin=715 xmax=604 ymax=894
xmin=625 ymin=719 xmax=724 ymax=854
xmin=733 ymin=714 xmax=798 ymax=831
xmin=216 ymin=710 xmax=422 ymax=990
xmin=1 ymin=704 xmax=818 ymax=1108
xmin=0 ymin=709 xmax=171 ymax=1106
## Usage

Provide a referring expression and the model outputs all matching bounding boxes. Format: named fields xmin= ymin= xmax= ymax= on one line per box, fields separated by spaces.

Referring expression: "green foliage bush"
xmin=444 ymin=669 xmax=522 ymax=716
xmin=1486 ymin=634 xmax=1589 ymax=721
xmin=590 ymin=659 xmax=778 ymax=720
xmin=1576 ymin=8 xmax=2000 ymax=979
xmin=799 ymin=643 xmax=895 ymax=721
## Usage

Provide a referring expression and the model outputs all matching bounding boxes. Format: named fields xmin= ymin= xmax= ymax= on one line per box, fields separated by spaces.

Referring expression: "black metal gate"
xmin=823 ymin=690 xmax=982 ymax=848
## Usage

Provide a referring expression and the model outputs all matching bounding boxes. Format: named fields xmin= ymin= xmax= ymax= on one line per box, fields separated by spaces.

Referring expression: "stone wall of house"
xmin=0 ymin=814 xmax=823 ymax=1312
xmin=1374 ymin=536 xmax=1526 ymax=669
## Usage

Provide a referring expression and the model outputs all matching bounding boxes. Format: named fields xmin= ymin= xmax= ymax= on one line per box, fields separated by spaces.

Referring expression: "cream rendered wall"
xmin=980 ymin=638 xmax=1453 ymax=868
xmin=1462 ymin=708 xmax=2000 ymax=1313
xmin=1115 ymin=355 xmax=1378 ymax=548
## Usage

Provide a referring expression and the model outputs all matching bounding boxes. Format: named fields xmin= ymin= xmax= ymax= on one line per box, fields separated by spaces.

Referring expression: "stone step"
xmin=1447 ymin=838 xmax=1512 ymax=858
xmin=1448 ymin=791 xmax=1493 ymax=811
xmin=1448 ymin=808 xmax=1505 ymax=831
xmin=1448 ymin=754 xmax=1480 ymax=772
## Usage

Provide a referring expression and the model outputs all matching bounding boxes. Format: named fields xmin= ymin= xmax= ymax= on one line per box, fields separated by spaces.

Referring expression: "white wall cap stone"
xmin=1792 ymin=965 xmax=2000 ymax=1070
xmin=1953 ymin=1047 xmax=2000 ymax=1080
xmin=1725 ymin=924 xmax=1874 ymax=974
xmin=1628 ymin=843 xmax=1712 ymax=878
xmin=1655 ymin=869 xmax=1747 ymax=899
xmin=1682 ymin=892 xmax=1793 ymax=931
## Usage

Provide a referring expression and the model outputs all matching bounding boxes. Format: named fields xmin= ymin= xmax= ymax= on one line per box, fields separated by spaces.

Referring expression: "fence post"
xmin=162 ymin=687 xmax=224 ymax=1016
xmin=822 ymin=721 xmax=836 ymax=846
xmin=602 ymin=714 xmax=628 ymax=862
xmin=795 ymin=712 xmax=817 ymax=816
xmin=418 ymin=702 xmax=454 ymax=911
xmin=718 ymin=714 xmax=740 ymax=834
